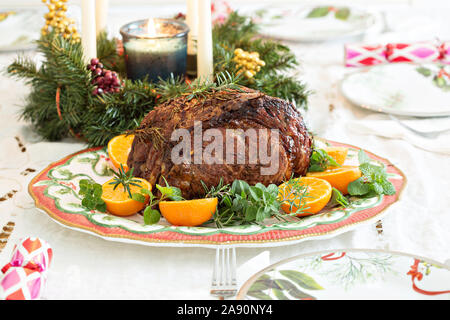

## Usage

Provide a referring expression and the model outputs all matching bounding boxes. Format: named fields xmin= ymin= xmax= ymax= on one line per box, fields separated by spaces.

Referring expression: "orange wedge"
xmin=107 ymin=134 xmax=135 ymax=171
xmin=279 ymin=177 xmax=332 ymax=216
xmin=306 ymin=165 xmax=361 ymax=195
xmin=159 ymin=198 xmax=218 ymax=226
xmin=101 ymin=177 xmax=151 ymax=216
xmin=324 ymin=146 xmax=348 ymax=166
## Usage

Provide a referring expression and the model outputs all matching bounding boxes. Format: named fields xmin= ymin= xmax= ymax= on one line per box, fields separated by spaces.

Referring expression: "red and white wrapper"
xmin=345 ymin=41 xmax=450 ymax=67
xmin=0 ymin=237 xmax=53 ymax=300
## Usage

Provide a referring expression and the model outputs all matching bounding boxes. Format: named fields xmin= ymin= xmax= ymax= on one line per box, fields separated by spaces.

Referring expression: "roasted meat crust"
xmin=127 ymin=87 xmax=312 ymax=199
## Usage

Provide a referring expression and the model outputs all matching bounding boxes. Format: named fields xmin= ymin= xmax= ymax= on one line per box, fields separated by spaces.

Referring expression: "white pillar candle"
xmin=197 ymin=0 xmax=214 ymax=82
xmin=81 ymin=0 xmax=97 ymax=62
xmin=186 ymin=0 xmax=198 ymax=56
xmin=95 ymin=0 xmax=109 ymax=36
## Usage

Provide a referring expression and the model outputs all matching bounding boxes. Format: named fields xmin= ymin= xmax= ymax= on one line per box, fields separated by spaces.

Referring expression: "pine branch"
xmin=7 ymin=11 xmax=310 ymax=147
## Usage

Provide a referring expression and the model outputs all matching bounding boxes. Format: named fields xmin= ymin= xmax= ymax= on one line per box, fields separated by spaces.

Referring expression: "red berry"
xmin=90 ymin=58 xmax=99 ymax=66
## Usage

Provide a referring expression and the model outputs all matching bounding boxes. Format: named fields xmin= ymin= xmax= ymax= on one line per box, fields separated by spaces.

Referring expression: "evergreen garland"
xmin=7 ymin=12 xmax=309 ymax=147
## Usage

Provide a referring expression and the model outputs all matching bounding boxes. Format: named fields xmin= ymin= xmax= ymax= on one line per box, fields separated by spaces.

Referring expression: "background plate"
xmin=341 ymin=63 xmax=450 ymax=117
xmin=237 ymin=249 xmax=450 ymax=300
xmin=255 ymin=4 xmax=377 ymax=42
xmin=0 ymin=8 xmax=43 ymax=51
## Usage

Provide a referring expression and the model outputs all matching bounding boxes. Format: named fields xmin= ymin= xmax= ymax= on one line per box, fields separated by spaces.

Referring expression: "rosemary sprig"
xmin=109 ymin=164 xmax=143 ymax=198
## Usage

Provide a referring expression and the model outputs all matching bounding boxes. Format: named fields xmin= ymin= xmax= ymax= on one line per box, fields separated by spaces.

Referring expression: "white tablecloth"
xmin=1 ymin=0 xmax=450 ymax=299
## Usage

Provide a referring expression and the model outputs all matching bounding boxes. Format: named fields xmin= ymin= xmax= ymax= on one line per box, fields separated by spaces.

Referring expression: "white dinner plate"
xmin=237 ymin=249 xmax=450 ymax=300
xmin=341 ymin=63 xmax=450 ymax=117
xmin=0 ymin=8 xmax=44 ymax=51
xmin=255 ymin=4 xmax=378 ymax=42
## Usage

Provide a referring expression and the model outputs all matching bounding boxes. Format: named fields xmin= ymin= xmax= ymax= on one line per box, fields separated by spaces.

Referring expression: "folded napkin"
xmin=347 ymin=114 xmax=450 ymax=155
xmin=345 ymin=41 xmax=450 ymax=67
xmin=0 ymin=237 xmax=53 ymax=300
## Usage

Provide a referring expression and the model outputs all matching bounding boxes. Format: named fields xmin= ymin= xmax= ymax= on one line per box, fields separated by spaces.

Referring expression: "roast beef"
xmin=127 ymin=87 xmax=312 ymax=199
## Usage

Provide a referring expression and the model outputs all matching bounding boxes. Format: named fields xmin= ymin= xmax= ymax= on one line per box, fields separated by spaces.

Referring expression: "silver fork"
xmin=210 ymin=247 xmax=237 ymax=299
xmin=388 ymin=114 xmax=450 ymax=139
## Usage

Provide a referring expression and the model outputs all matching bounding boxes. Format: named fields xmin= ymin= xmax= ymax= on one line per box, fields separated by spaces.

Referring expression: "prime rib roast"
xmin=127 ymin=87 xmax=312 ymax=199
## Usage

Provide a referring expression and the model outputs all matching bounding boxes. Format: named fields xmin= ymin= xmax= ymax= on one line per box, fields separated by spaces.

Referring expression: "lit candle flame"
xmin=144 ymin=18 xmax=157 ymax=37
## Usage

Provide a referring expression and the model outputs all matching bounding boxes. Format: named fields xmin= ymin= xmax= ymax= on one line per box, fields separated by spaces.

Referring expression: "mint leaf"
xmin=348 ymin=178 xmax=371 ymax=196
xmin=371 ymin=182 xmax=384 ymax=195
xmin=131 ymin=192 xmax=146 ymax=203
xmin=380 ymin=179 xmax=396 ymax=195
xmin=78 ymin=179 xmax=106 ymax=212
xmin=95 ymin=202 xmax=107 ymax=212
xmin=143 ymin=207 xmax=160 ymax=225
xmin=329 ymin=188 xmax=349 ymax=207
xmin=245 ymin=206 xmax=257 ymax=221
xmin=308 ymin=148 xmax=341 ymax=172
xmin=349 ymin=150 xmax=396 ymax=197
xmin=358 ymin=149 xmax=371 ymax=165
xmin=140 ymin=188 xmax=152 ymax=195
xmin=156 ymin=184 xmax=183 ymax=201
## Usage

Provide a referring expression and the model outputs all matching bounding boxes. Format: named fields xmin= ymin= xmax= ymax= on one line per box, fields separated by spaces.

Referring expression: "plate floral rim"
xmin=236 ymin=248 xmax=450 ymax=300
xmin=340 ymin=63 xmax=450 ymax=117
xmin=28 ymin=139 xmax=407 ymax=248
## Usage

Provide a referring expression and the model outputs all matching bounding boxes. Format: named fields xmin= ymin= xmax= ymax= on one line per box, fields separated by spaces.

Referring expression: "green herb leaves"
xmin=142 ymin=178 xmax=184 ymax=225
xmin=78 ymin=179 xmax=106 ymax=212
xmin=348 ymin=150 xmax=396 ymax=197
xmin=206 ymin=178 xmax=307 ymax=228
xmin=328 ymin=188 xmax=349 ymax=208
xmin=308 ymin=148 xmax=340 ymax=172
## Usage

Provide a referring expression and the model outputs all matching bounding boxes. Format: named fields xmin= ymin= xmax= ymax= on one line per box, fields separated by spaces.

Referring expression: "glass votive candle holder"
xmin=120 ymin=18 xmax=189 ymax=82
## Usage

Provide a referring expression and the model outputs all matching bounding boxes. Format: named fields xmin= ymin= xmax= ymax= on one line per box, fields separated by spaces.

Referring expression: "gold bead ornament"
xmin=233 ymin=48 xmax=265 ymax=80
xmin=41 ymin=0 xmax=80 ymax=43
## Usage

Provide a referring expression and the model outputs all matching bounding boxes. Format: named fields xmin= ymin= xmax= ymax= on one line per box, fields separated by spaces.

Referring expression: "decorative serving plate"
xmin=255 ymin=5 xmax=378 ymax=42
xmin=237 ymin=249 xmax=450 ymax=300
xmin=341 ymin=63 xmax=450 ymax=117
xmin=28 ymin=139 xmax=406 ymax=248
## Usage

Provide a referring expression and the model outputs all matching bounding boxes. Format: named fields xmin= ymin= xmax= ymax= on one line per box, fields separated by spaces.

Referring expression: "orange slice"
xmin=279 ymin=177 xmax=332 ymax=216
xmin=101 ymin=177 xmax=151 ymax=216
xmin=324 ymin=146 xmax=348 ymax=166
xmin=159 ymin=198 xmax=218 ymax=226
xmin=107 ymin=134 xmax=135 ymax=171
xmin=306 ymin=165 xmax=361 ymax=195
